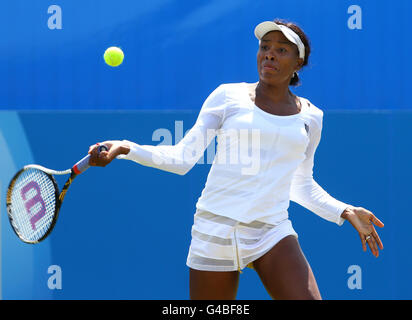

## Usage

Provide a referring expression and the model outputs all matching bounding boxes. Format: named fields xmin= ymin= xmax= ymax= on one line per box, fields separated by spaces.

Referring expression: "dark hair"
xmin=274 ymin=19 xmax=311 ymax=87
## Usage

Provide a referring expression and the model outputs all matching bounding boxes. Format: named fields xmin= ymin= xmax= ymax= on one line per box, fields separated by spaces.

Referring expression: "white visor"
xmin=254 ymin=21 xmax=305 ymax=59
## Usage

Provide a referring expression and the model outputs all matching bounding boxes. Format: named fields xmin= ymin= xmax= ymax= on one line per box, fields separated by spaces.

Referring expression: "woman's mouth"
xmin=263 ymin=65 xmax=278 ymax=71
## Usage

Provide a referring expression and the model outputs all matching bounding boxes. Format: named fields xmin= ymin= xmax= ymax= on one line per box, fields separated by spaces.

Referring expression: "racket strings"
xmin=8 ymin=168 xmax=57 ymax=242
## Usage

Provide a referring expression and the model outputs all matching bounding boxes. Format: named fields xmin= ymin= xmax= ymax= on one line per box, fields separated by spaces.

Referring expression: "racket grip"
xmin=72 ymin=145 xmax=108 ymax=175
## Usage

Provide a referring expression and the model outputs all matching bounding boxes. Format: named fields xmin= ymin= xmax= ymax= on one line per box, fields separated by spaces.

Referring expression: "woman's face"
xmin=257 ymin=31 xmax=303 ymax=85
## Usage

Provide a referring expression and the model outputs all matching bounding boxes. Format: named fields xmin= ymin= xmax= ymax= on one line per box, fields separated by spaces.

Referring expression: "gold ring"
xmin=365 ymin=235 xmax=371 ymax=241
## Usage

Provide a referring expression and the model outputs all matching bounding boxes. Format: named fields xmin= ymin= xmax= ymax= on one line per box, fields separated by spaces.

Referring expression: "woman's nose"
xmin=265 ymin=54 xmax=275 ymax=61
xmin=264 ymin=49 xmax=276 ymax=60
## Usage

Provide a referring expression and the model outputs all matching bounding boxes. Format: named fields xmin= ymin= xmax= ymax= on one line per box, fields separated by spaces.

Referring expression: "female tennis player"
xmin=88 ymin=19 xmax=384 ymax=300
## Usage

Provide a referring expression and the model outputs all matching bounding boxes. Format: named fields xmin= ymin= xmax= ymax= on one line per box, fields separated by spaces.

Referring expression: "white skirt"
xmin=186 ymin=209 xmax=298 ymax=272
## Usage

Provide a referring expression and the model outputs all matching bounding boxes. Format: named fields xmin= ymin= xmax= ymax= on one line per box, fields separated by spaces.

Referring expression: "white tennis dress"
xmin=117 ymin=82 xmax=349 ymax=271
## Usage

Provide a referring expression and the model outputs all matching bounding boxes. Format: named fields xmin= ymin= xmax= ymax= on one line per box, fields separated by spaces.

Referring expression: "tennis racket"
xmin=6 ymin=145 xmax=108 ymax=244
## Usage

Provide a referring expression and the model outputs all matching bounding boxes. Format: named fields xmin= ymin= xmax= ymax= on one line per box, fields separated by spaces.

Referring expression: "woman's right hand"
xmin=88 ymin=140 xmax=130 ymax=167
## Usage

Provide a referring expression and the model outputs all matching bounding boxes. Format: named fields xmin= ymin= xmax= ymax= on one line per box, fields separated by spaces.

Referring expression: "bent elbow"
xmin=175 ymin=163 xmax=195 ymax=176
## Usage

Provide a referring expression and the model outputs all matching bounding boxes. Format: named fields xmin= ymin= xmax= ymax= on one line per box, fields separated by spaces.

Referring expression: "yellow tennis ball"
xmin=104 ymin=47 xmax=124 ymax=67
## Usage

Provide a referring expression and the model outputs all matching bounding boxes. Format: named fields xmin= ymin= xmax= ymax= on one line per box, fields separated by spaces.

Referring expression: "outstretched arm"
xmin=88 ymin=85 xmax=227 ymax=175
xmin=290 ymin=110 xmax=384 ymax=257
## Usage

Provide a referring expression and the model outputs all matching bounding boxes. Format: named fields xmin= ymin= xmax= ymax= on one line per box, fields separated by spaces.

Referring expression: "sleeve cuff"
xmin=335 ymin=204 xmax=351 ymax=226
xmin=115 ymin=140 xmax=133 ymax=160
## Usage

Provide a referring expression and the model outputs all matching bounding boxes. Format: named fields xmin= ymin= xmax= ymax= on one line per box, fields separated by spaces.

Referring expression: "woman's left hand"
xmin=341 ymin=206 xmax=384 ymax=257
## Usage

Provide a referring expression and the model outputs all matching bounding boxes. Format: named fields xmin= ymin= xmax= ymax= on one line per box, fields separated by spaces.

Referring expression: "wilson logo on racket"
xmin=20 ymin=181 xmax=46 ymax=231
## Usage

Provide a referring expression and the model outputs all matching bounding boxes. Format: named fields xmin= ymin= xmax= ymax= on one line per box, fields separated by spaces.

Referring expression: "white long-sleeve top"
xmin=117 ymin=83 xmax=349 ymax=225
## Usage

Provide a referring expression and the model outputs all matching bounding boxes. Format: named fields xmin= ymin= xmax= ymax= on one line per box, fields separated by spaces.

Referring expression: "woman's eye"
xmin=278 ymin=48 xmax=287 ymax=53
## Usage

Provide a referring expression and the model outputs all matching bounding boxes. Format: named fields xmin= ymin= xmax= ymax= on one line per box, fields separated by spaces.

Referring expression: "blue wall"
xmin=1 ymin=110 xmax=410 ymax=299
xmin=1 ymin=0 xmax=410 ymax=299
xmin=1 ymin=0 xmax=410 ymax=110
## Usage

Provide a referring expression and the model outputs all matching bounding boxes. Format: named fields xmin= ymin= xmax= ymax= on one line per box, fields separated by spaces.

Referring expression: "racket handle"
xmin=72 ymin=145 xmax=108 ymax=175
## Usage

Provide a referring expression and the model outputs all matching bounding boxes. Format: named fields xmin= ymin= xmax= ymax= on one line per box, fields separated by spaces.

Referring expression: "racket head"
xmin=6 ymin=166 xmax=62 ymax=244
